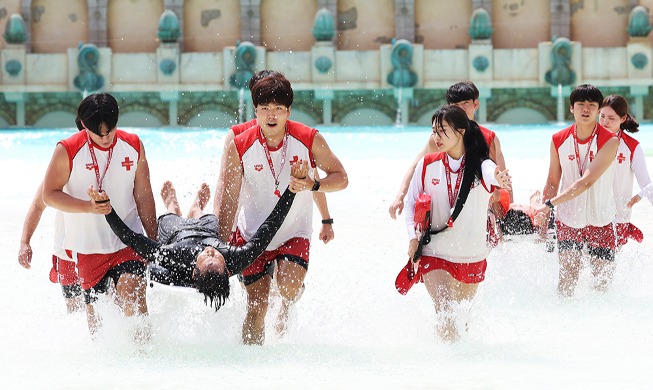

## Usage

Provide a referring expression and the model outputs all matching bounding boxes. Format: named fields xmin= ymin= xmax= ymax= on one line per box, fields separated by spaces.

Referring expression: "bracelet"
xmin=545 ymin=199 xmax=554 ymax=209
xmin=322 ymin=218 xmax=334 ymax=224
xmin=95 ymin=198 xmax=110 ymax=204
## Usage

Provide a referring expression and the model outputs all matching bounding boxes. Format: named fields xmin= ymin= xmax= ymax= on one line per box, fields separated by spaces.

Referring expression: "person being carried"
xmin=88 ymin=161 xmax=308 ymax=311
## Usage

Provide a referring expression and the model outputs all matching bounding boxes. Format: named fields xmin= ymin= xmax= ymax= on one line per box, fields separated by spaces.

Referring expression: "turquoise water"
xmin=1 ymin=124 xmax=652 ymax=388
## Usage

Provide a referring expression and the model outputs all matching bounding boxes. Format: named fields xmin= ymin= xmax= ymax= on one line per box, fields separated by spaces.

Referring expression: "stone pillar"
xmin=393 ymin=87 xmax=412 ymax=125
xmin=240 ymin=0 xmax=261 ymax=44
xmin=163 ymin=0 xmax=184 ymax=51
xmin=550 ymin=85 xmax=571 ymax=124
xmin=550 ymin=0 xmax=570 ymax=39
xmin=469 ymin=40 xmax=493 ymax=82
xmin=20 ymin=0 xmax=31 ymax=52
xmin=627 ymin=37 xmax=652 ymax=79
xmin=160 ymin=91 xmax=180 ymax=126
xmin=4 ymin=92 xmax=26 ymax=126
xmin=630 ymin=86 xmax=648 ymax=121
xmin=87 ymin=0 xmax=108 ymax=47
xmin=157 ymin=43 xmax=181 ymax=84
xmin=311 ymin=42 xmax=336 ymax=82
xmin=315 ymin=89 xmax=334 ymax=125
xmin=394 ymin=0 xmax=415 ymax=42
xmin=1 ymin=44 xmax=27 ymax=84
xmin=472 ymin=0 xmax=492 ymax=19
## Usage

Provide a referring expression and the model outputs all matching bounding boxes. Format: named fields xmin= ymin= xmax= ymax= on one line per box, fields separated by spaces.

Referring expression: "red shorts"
xmin=419 ymin=256 xmax=487 ymax=284
xmin=615 ymin=222 xmax=644 ymax=247
xmin=555 ymin=221 xmax=617 ymax=250
xmin=230 ymin=229 xmax=310 ymax=285
xmin=72 ymin=247 xmax=145 ymax=290
xmin=49 ymin=256 xmax=80 ymax=286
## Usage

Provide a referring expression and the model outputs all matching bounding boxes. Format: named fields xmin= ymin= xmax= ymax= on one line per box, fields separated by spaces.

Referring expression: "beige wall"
xmin=31 ymin=0 xmax=88 ymax=53
xmin=261 ymin=0 xmax=317 ymax=52
xmin=415 ymin=0 xmax=471 ymax=49
xmin=108 ymin=0 xmax=163 ymax=53
xmin=493 ymin=0 xmax=549 ymax=48
xmin=0 ymin=0 xmax=21 ymax=48
xmin=184 ymin=0 xmax=240 ymax=52
xmin=337 ymin=0 xmax=394 ymax=50
xmin=570 ymin=0 xmax=629 ymax=47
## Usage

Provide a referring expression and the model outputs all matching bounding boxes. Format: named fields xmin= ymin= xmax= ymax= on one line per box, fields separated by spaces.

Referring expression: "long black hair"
xmin=431 ymin=105 xmax=490 ymax=226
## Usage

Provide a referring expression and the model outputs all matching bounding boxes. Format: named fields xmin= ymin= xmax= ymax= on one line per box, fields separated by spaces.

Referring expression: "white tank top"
xmin=60 ymin=130 xmax=144 ymax=254
xmin=234 ymin=122 xmax=316 ymax=250
xmin=553 ymin=124 xmax=616 ymax=228
xmin=404 ymin=153 xmax=496 ymax=263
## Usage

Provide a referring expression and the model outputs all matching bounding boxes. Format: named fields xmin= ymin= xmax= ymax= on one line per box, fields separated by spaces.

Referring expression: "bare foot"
xmin=161 ymin=181 xmax=182 ymax=216
xmin=275 ymin=299 xmax=290 ymax=338
xmin=187 ymin=183 xmax=211 ymax=219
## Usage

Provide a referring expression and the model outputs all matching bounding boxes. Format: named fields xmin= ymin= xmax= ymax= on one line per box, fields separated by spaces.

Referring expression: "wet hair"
xmin=601 ymin=94 xmax=639 ymax=133
xmin=445 ymin=81 xmax=479 ymax=104
xmin=194 ymin=269 xmax=230 ymax=311
xmin=250 ymin=74 xmax=294 ymax=108
xmin=248 ymin=69 xmax=283 ymax=91
xmin=431 ymin=105 xmax=490 ymax=226
xmin=75 ymin=93 xmax=119 ymax=135
xmin=499 ymin=209 xmax=535 ymax=235
xmin=569 ymin=84 xmax=603 ymax=107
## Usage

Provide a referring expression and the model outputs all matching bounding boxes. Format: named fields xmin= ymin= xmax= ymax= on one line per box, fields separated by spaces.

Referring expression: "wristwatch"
xmin=311 ymin=179 xmax=321 ymax=192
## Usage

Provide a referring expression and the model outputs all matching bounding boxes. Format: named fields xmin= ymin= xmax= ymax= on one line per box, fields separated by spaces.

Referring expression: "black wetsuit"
xmin=104 ymin=188 xmax=295 ymax=287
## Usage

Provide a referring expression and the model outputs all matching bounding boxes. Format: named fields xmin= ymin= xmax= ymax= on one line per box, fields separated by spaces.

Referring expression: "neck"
xmin=575 ymin=122 xmax=596 ymax=140
xmin=447 ymin=146 xmax=465 ymax=160
xmin=261 ymin=128 xmax=284 ymax=148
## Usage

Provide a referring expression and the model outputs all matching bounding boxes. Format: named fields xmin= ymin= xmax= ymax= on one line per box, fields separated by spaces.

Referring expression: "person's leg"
xmin=86 ymin=302 xmax=101 ymax=335
xmin=62 ymin=285 xmax=84 ymax=314
xmin=242 ymin=275 xmax=272 ymax=345
xmin=161 ymin=180 xmax=182 ymax=216
xmin=423 ymin=269 xmax=461 ymax=342
xmin=590 ymin=256 xmax=616 ymax=292
xmin=557 ymin=249 xmax=582 ymax=297
xmin=115 ymin=272 xmax=149 ymax=343
xmin=186 ymin=182 xmax=211 ymax=219
xmin=274 ymin=259 xmax=307 ymax=337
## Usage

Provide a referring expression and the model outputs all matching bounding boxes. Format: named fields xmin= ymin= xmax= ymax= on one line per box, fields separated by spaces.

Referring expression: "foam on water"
xmin=1 ymin=125 xmax=652 ymax=388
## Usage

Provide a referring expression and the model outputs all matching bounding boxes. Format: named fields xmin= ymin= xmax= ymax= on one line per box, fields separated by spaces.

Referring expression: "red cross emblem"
xmin=86 ymin=163 xmax=94 ymax=170
xmin=254 ymin=164 xmax=264 ymax=171
xmin=568 ymin=155 xmax=575 ymax=161
xmin=617 ymin=153 xmax=626 ymax=164
xmin=589 ymin=151 xmax=595 ymax=162
xmin=121 ymin=157 xmax=134 ymax=171
xmin=432 ymin=178 xmax=440 ymax=185
xmin=290 ymin=155 xmax=299 ymax=165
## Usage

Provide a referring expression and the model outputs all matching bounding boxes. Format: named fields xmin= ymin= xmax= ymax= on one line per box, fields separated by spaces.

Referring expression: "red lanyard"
xmin=573 ymin=124 xmax=597 ymax=177
xmin=260 ymin=128 xmax=289 ymax=198
xmin=86 ymin=130 xmax=113 ymax=192
xmin=443 ymin=154 xmax=465 ymax=228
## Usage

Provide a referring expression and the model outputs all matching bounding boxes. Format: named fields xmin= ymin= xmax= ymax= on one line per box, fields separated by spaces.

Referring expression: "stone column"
xmin=477 ymin=87 xmax=491 ymax=123
xmin=472 ymin=0 xmax=492 ymax=19
xmin=4 ymin=92 xmax=26 ymax=126
xmin=240 ymin=0 xmax=261 ymax=44
xmin=20 ymin=0 xmax=31 ymax=52
xmin=163 ymin=0 xmax=184 ymax=51
xmin=160 ymin=91 xmax=180 ymax=126
xmin=630 ymin=86 xmax=648 ymax=121
xmin=87 ymin=0 xmax=108 ymax=47
xmin=315 ymin=89 xmax=334 ymax=125
xmin=550 ymin=0 xmax=570 ymax=39
xmin=394 ymin=0 xmax=415 ymax=42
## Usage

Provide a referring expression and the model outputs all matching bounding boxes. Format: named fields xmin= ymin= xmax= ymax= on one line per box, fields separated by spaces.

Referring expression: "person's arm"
xmin=133 ymin=141 xmax=157 ymax=240
xmin=312 ymin=170 xmax=334 ymax=244
xmin=18 ymin=183 xmax=46 ymax=269
xmin=627 ymin=144 xmax=653 ymax=207
xmin=215 ymin=187 xmax=296 ymax=275
xmin=214 ymin=129 xmax=236 ymax=224
xmin=547 ymin=137 xmax=618 ymax=207
xmin=216 ymin=140 xmax=244 ymax=241
xmin=43 ymin=144 xmax=110 ymax=215
xmin=288 ymin=132 xmax=348 ymax=193
xmin=533 ymin=140 xmax=563 ymax=227
xmin=389 ymin=138 xmax=432 ymax=219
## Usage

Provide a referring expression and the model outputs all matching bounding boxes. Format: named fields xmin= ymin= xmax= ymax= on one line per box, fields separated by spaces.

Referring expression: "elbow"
xmin=340 ymin=174 xmax=349 ymax=190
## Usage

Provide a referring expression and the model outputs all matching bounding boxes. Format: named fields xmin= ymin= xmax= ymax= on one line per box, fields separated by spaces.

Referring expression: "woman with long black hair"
xmin=403 ymin=105 xmax=511 ymax=341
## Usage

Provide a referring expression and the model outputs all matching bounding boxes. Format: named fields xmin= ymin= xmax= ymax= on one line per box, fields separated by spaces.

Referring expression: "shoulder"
xmin=231 ymin=119 xmax=257 ymax=136
xmin=424 ymin=152 xmax=445 ymax=166
xmin=620 ymin=132 xmax=640 ymax=152
xmin=478 ymin=125 xmax=496 ymax=143
xmin=552 ymin=125 xmax=574 ymax=148
xmin=115 ymin=129 xmax=142 ymax=151
xmin=595 ymin=124 xmax=618 ymax=149
xmin=287 ymin=120 xmax=317 ymax=148
xmin=233 ymin=126 xmax=261 ymax=156
xmin=58 ymin=131 xmax=87 ymax=158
